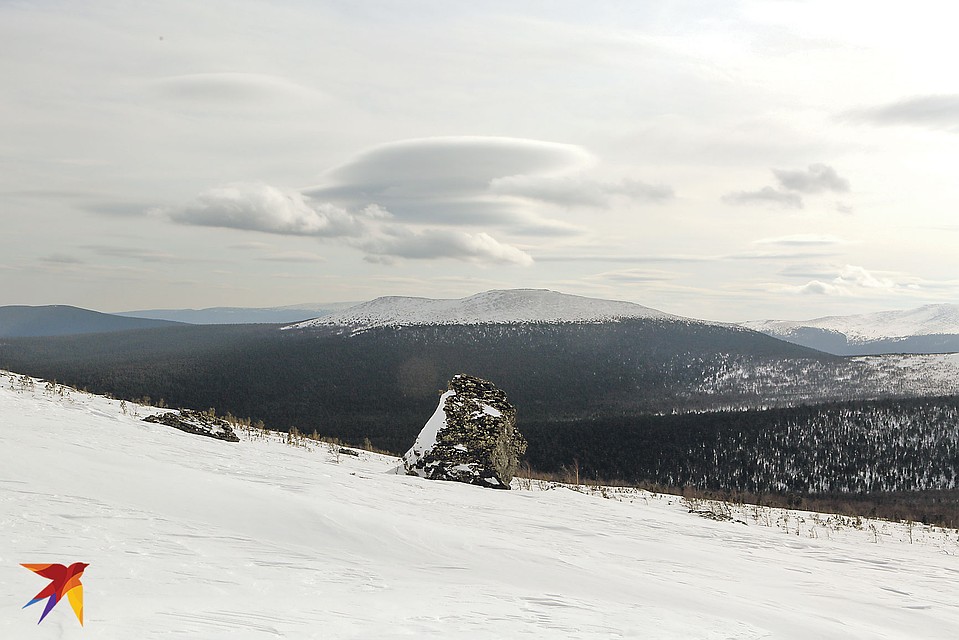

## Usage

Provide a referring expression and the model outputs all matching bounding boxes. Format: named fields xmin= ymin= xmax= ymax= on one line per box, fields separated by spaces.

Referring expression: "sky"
xmin=2 ymin=0 xmax=959 ymax=322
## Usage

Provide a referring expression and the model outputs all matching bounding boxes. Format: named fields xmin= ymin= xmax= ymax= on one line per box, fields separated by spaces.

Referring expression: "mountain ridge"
xmin=287 ymin=289 xmax=689 ymax=330
xmin=743 ymin=303 xmax=959 ymax=355
xmin=0 ymin=304 xmax=183 ymax=337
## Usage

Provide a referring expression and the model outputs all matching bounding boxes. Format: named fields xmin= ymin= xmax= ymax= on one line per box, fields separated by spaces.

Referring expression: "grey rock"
xmin=143 ymin=409 xmax=240 ymax=442
xmin=403 ymin=374 xmax=527 ymax=489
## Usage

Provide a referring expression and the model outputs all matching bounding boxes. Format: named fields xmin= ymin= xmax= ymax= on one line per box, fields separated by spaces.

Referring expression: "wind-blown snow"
xmin=402 ymin=389 xmax=455 ymax=474
xmin=744 ymin=303 xmax=959 ymax=344
xmin=284 ymin=289 xmax=676 ymax=330
xmin=2 ymin=371 xmax=959 ymax=638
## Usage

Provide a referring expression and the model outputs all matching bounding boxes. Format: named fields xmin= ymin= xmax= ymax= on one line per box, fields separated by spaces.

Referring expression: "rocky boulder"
xmin=403 ymin=374 xmax=527 ymax=489
xmin=143 ymin=409 xmax=240 ymax=443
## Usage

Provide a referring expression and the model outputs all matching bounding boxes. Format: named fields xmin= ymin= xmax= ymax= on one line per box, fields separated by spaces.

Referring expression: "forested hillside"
xmin=523 ymin=396 xmax=959 ymax=494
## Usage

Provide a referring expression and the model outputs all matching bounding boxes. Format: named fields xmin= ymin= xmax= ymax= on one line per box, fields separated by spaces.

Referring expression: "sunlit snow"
xmin=2 ymin=371 xmax=958 ymax=639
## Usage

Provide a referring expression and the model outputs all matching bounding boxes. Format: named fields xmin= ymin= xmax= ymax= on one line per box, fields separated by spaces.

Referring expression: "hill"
xmin=2 ymin=372 xmax=958 ymax=638
xmin=287 ymin=289 xmax=677 ymax=329
xmin=0 ymin=305 xmax=183 ymax=337
xmin=118 ymin=302 xmax=356 ymax=325
xmin=744 ymin=303 xmax=959 ymax=355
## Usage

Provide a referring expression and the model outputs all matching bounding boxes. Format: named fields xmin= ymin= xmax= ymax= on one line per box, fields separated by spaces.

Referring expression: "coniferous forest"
xmin=2 ymin=320 xmax=958 ymax=500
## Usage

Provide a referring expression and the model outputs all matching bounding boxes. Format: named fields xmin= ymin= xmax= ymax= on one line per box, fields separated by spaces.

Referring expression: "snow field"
xmin=2 ymin=372 xmax=959 ymax=639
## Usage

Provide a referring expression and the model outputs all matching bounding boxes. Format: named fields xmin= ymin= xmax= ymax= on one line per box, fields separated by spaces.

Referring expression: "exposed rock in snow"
xmin=285 ymin=289 xmax=678 ymax=330
xmin=143 ymin=409 xmax=240 ymax=442
xmin=403 ymin=374 xmax=526 ymax=489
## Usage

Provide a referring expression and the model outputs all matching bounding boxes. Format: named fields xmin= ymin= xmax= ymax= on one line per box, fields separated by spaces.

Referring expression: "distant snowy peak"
xmin=285 ymin=289 xmax=679 ymax=330
xmin=744 ymin=303 xmax=959 ymax=344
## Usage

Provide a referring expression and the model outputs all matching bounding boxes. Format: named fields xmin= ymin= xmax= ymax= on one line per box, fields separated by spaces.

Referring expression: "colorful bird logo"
xmin=21 ymin=562 xmax=89 ymax=625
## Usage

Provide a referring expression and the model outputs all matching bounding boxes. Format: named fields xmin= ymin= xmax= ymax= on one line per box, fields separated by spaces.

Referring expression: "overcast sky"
xmin=3 ymin=1 xmax=958 ymax=321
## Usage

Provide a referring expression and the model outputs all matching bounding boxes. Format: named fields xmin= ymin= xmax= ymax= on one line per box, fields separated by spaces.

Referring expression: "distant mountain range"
xmin=7 ymin=295 xmax=959 ymax=357
xmin=118 ymin=302 xmax=356 ymax=325
xmin=0 ymin=305 xmax=182 ymax=337
xmin=743 ymin=303 xmax=959 ymax=355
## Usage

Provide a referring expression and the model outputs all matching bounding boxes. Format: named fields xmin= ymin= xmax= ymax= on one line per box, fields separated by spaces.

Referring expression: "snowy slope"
xmin=3 ymin=371 xmax=959 ymax=639
xmin=744 ymin=303 xmax=959 ymax=345
xmin=285 ymin=289 xmax=678 ymax=330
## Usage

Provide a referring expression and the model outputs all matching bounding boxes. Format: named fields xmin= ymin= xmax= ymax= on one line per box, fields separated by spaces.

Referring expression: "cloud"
xmin=83 ymin=245 xmax=184 ymax=263
xmin=257 ymin=251 xmax=327 ymax=263
xmin=164 ymin=182 xmax=531 ymax=266
xmin=318 ymin=136 xmax=592 ymax=196
xmin=149 ymin=73 xmax=326 ymax=109
xmin=39 ymin=253 xmax=84 ymax=264
xmin=786 ymin=265 xmax=921 ymax=296
xmin=846 ymin=94 xmax=959 ymax=131
xmin=722 ymin=186 xmax=803 ymax=209
xmin=753 ymin=234 xmax=847 ymax=247
xmin=304 ymin=136 xmax=667 ymax=230
xmin=356 ymin=228 xmax=533 ymax=266
xmin=164 ymin=183 xmax=375 ymax=236
xmin=835 ymin=202 xmax=854 ymax=215
xmin=772 ymin=164 xmax=849 ymax=194
xmin=587 ymin=268 xmax=678 ymax=284
xmin=723 ymin=164 xmax=849 ymax=209
xmin=489 ymin=174 xmax=674 ymax=207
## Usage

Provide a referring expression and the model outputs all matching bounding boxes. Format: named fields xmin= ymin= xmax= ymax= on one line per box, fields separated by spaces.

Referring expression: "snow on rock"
xmin=284 ymin=289 xmax=677 ymax=330
xmin=143 ymin=408 xmax=240 ymax=442
xmin=3 ymin=369 xmax=959 ymax=639
xmin=403 ymin=374 xmax=526 ymax=489
xmin=744 ymin=303 xmax=959 ymax=345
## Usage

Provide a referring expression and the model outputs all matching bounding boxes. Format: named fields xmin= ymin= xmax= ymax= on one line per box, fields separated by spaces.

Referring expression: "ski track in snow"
xmin=2 ymin=372 xmax=959 ymax=639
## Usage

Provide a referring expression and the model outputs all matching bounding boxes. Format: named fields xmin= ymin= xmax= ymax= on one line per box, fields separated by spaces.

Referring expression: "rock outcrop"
xmin=403 ymin=374 xmax=527 ymax=489
xmin=143 ymin=409 xmax=240 ymax=442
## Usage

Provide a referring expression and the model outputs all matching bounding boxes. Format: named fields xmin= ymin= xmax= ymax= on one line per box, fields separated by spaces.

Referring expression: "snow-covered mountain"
xmin=286 ymin=289 xmax=679 ymax=330
xmin=743 ymin=303 xmax=959 ymax=355
xmin=3 ymin=371 xmax=959 ymax=638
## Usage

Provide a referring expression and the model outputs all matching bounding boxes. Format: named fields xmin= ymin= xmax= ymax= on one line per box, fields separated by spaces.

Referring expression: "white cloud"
xmin=356 ymin=228 xmax=533 ymax=266
xmin=304 ymin=136 xmax=668 ymax=230
xmin=786 ymin=265 xmax=921 ymax=296
xmin=163 ymin=182 xmax=531 ymax=267
xmin=164 ymin=183 xmax=370 ymax=236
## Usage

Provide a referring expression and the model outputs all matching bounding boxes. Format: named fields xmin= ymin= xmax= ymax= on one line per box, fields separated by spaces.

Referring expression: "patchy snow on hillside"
xmin=745 ymin=303 xmax=959 ymax=345
xmin=2 ymin=370 xmax=959 ymax=639
xmin=285 ymin=289 xmax=677 ymax=330
xmin=693 ymin=352 xmax=959 ymax=408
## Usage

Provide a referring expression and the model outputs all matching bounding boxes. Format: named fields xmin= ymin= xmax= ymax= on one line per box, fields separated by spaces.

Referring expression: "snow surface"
xmin=402 ymin=389 xmax=455 ymax=474
xmin=744 ymin=303 xmax=959 ymax=344
xmin=3 ymin=371 xmax=959 ymax=639
xmin=284 ymin=289 xmax=677 ymax=330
